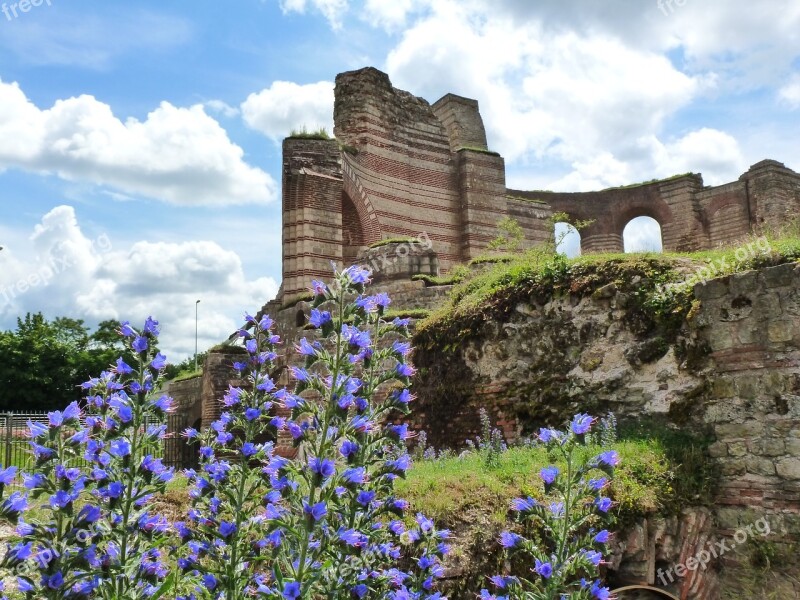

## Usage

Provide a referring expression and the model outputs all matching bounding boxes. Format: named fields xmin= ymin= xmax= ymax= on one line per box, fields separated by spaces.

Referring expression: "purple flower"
xmin=396 ymin=363 xmax=415 ymax=377
xmin=295 ymin=338 xmax=317 ymax=356
xmin=309 ymin=309 xmax=332 ymax=328
xmin=119 ymin=321 xmax=136 ymax=337
xmin=499 ymin=532 xmax=521 ymax=548
xmin=534 ymin=559 xmax=553 ymax=579
xmin=151 ymin=353 xmax=167 ymax=370
xmin=143 ymin=317 xmax=160 ymax=336
xmin=343 ymin=265 xmax=371 ymax=285
xmin=341 ymin=439 xmax=359 ymax=459
xmin=132 ymin=336 xmax=148 ymax=353
xmin=310 ymin=280 xmax=327 ymax=295
xmin=588 ymin=477 xmax=608 ymax=491
xmin=594 ymin=529 xmax=610 ymax=544
xmin=571 ymin=413 xmax=594 ymax=435
xmin=594 ymin=450 xmax=620 ymax=468
xmin=540 ymin=466 xmax=559 ymax=485
xmin=283 ymin=581 xmax=301 ymax=599
xmin=595 ymin=497 xmax=613 ymax=513
xmin=583 ymin=549 xmax=603 ymax=566
xmin=510 ymin=497 xmax=537 ymax=512
xmin=116 ymin=358 xmax=134 ymax=374
xmin=0 ymin=466 xmax=17 ymax=485
xmin=109 ymin=439 xmax=131 ymax=457
xmin=309 ymin=457 xmax=335 ymax=480
xmin=219 ymin=521 xmax=237 ymax=538
xmin=303 ymin=500 xmax=327 ymax=522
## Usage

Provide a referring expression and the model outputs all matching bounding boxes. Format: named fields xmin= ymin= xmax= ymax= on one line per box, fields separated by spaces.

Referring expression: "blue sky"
xmin=1 ymin=0 xmax=799 ymax=358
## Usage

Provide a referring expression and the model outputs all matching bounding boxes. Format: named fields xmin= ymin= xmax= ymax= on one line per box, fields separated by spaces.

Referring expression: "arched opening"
xmin=342 ymin=192 xmax=366 ymax=264
xmin=295 ymin=310 xmax=305 ymax=327
xmin=623 ymin=216 xmax=663 ymax=253
xmin=555 ymin=222 xmax=581 ymax=257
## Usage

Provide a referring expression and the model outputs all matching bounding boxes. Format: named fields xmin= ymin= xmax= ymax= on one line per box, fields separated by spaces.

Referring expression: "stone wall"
xmin=411 ymin=261 xmax=800 ymax=598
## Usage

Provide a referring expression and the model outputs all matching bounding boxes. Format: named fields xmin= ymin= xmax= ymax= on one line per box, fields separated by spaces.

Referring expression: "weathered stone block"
xmin=746 ymin=455 xmax=777 ymax=476
xmin=768 ymin=320 xmax=795 ymax=343
xmin=761 ymin=263 xmax=795 ymax=288
xmin=716 ymin=421 xmax=765 ymax=439
xmin=776 ymin=458 xmax=800 ymax=480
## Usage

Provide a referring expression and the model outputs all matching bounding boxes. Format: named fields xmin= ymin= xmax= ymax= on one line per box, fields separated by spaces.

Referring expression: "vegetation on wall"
xmin=287 ymin=126 xmax=332 ymax=140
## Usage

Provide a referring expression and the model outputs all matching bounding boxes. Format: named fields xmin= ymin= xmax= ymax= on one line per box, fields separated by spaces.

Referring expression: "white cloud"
xmin=362 ymin=0 xmax=427 ymax=29
xmin=205 ymin=100 xmax=241 ymax=118
xmin=0 ymin=79 xmax=276 ymax=206
xmin=278 ymin=0 xmax=349 ymax=29
xmin=779 ymin=75 xmax=800 ymax=108
xmin=241 ymin=81 xmax=334 ymax=142
xmin=0 ymin=206 xmax=278 ymax=359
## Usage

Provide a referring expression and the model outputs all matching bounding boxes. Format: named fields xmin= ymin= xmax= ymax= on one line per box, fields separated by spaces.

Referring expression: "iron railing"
xmin=0 ymin=411 xmax=198 ymax=490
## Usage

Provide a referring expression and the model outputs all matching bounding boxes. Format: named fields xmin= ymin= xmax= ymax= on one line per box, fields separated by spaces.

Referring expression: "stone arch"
xmin=342 ymin=192 xmax=367 ymax=263
xmin=623 ymin=216 xmax=664 ymax=253
xmin=611 ymin=585 xmax=680 ymax=600
xmin=554 ymin=221 xmax=582 ymax=257
xmin=341 ymin=155 xmax=382 ymax=251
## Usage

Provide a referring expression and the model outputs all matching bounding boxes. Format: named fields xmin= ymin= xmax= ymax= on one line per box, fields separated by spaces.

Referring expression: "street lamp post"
xmin=195 ymin=299 xmax=201 ymax=371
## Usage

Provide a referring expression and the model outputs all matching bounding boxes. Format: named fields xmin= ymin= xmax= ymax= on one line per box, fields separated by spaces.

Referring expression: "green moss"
xmin=469 ymin=254 xmax=516 ymax=266
xmin=171 ymin=369 xmax=202 ymax=383
xmin=412 ymin=265 xmax=471 ymax=286
xmin=281 ymin=292 xmax=314 ymax=309
xmin=457 ymin=146 xmax=501 ymax=157
xmin=368 ymin=237 xmax=417 ymax=249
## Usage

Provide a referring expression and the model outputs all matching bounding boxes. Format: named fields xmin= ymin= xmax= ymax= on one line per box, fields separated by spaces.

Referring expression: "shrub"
xmin=481 ymin=414 xmax=617 ymax=600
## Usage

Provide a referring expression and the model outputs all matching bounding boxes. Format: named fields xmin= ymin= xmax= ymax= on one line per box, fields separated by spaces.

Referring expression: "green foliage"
xmin=287 ymin=126 xmax=332 ymax=140
xmin=281 ymin=292 xmax=314 ymax=309
xmin=487 ymin=216 xmax=525 ymax=253
xmin=412 ymin=264 xmax=471 ymax=286
xmin=0 ymin=314 xmax=131 ymax=411
xmin=396 ymin=440 xmax=675 ymax=525
xmin=162 ymin=351 xmax=208 ymax=381
xmin=383 ymin=308 xmax=431 ymax=320
xmin=457 ymin=146 xmax=501 ymax=157
xmin=617 ymin=418 xmax=718 ymax=510
xmin=368 ymin=237 xmax=418 ymax=249
xmin=468 ymin=254 xmax=515 ymax=266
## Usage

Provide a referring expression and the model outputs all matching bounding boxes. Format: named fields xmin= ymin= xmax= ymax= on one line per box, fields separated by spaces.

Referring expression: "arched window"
xmin=555 ymin=222 xmax=581 ymax=257
xmin=623 ymin=216 xmax=663 ymax=253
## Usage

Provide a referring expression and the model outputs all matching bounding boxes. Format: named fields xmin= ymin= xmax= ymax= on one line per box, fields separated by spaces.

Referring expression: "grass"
xmin=397 ymin=434 xmax=707 ymax=528
xmin=457 ymin=146 xmax=501 ymax=157
xmin=415 ymin=228 xmax=800 ymax=347
xmin=287 ymin=126 xmax=332 ymax=140
xmin=171 ymin=369 xmax=202 ymax=383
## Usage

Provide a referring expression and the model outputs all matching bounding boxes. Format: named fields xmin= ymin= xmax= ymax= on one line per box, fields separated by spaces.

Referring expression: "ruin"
xmin=163 ymin=67 xmax=800 ymax=597
xmin=278 ymin=66 xmax=800 ymax=300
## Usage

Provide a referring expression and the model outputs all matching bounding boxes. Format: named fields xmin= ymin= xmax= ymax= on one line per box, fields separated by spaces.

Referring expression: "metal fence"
xmin=0 ymin=411 xmax=198 ymax=489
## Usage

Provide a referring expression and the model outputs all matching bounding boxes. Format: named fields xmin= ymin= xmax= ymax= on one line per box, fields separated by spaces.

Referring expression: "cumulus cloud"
xmin=0 ymin=206 xmax=278 ymax=359
xmin=278 ymin=0 xmax=349 ymax=29
xmin=241 ymin=81 xmax=334 ymax=142
xmin=0 ymin=79 xmax=276 ymax=206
